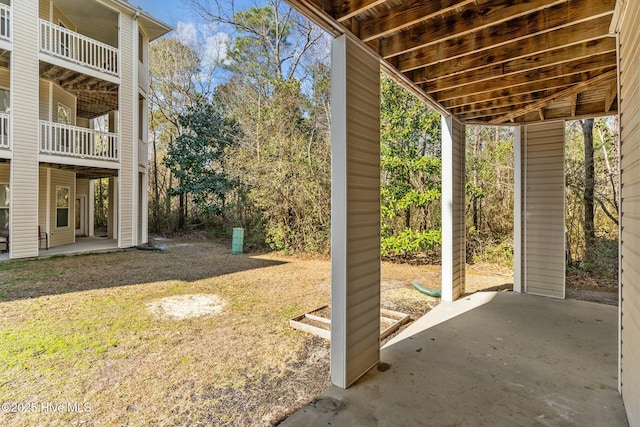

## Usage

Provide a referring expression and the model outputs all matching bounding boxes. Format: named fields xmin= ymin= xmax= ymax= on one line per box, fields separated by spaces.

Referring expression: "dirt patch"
xmin=147 ymin=294 xmax=227 ymax=319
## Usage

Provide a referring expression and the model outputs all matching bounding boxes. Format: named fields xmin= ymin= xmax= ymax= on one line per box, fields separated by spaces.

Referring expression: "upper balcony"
xmin=39 ymin=19 xmax=118 ymax=77
xmin=38 ymin=0 xmax=119 ymax=79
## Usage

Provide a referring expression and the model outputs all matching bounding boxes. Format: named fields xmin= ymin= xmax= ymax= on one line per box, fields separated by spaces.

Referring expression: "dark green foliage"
xmin=380 ymin=75 xmax=442 ymax=255
xmin=164 ymin=98 xmax=241 ymax=214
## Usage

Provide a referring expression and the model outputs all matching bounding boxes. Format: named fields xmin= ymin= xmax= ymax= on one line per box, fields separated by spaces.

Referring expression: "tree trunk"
xmin=152 ymin=127 xmax=160 ymax=231
xmin=581 ymin=118 xmax=596 ymax=260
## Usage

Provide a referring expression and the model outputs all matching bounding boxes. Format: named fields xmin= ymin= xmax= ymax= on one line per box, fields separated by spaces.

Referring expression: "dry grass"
xmin=0 ymin=239 xmax=511 ymax=426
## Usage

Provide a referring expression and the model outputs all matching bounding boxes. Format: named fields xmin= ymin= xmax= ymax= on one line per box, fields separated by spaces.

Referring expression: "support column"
xmin=107 ymin=177 xmax=118 ymax=240
xmin=117 ymin=13 xmax=137 ymax=248
xmin=513 ymin=126 xmax=524 ymax=293
xmin=9 ymin=1 xmax=40 ymax=258
xmin=441 ymin=116 xmax=466 ymax=302
xmin=330 ymin=34 xmax=381 ymax=389
xmin=88 ymin=179 xmax=95 ymax=237
xmin=522 ymin=121 xmax=565 ymax=298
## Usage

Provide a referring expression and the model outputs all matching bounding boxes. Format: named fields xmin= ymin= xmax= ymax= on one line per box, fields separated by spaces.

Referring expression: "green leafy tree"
xmin=164 ymin=98 xmax=241 ymax=216
xmin=380 ymin=75 xmax=442 ymax=256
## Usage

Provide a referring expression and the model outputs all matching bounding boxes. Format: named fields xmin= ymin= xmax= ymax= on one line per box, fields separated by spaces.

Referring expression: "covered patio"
xmin=283 ymin=0 xmax=639 ymax=424
xmin=0 ymin=236 xmax=118 ymax=261
xmin=282 ymin=291 xmax=628 ymax=426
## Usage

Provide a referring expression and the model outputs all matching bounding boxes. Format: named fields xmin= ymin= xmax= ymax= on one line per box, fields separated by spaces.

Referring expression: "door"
xmin=75 ymin=196 xmax=85 ymax=237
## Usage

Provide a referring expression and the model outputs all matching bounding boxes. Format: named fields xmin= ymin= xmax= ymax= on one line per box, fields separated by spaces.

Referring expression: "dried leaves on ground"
xmin=0 ymin=239 xmax=512 ymax=426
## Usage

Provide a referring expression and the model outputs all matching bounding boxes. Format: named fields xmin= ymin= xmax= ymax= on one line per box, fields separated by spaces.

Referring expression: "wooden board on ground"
xmin=290 ymin=305 xmax=410 ymax=341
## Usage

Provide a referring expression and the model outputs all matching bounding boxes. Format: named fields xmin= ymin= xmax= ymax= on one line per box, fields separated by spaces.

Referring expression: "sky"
xmin=128 ymin=0 xmax=193 ymax=27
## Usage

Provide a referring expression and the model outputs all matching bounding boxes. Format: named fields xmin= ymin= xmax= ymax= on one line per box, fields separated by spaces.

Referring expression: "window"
xmin=138 ymin=31 xmax=144 ymax=63
xmin=56 ymin=186 xmax=69 ymax=228
xmin=0 ymin=183 xmax=8 ymax=232
xmin=57 ymin=103 xmax=71 ymax=125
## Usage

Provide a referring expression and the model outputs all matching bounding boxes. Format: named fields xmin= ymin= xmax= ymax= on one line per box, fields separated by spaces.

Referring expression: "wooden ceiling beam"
xmin=420 ymin=38 xmax=616 ymax=92
xmin=441 ymin=73 xmax=605 ymax=109
xmin=394 ymin=0 xmax=615 ymax=71
xmin=468 ymin=101 xmax=617 ymax=124
xmin=538 ymin=109 xmax=545 ymax=121
xmin=488 ymin=69 xmax=617 ymax=124
xmin=605 ymin=80 xmax=617 ymax=112
xmin=409 ymin=15 xmax=613 ymax=81
xmin=379 ymin=0 xmax=614 ymax=59
xmin=59 ymin=73 xmax=88 ymax=88
xmin=432 ymin=53 xmax=616 ymax=101
xmin=450 ymin=88 xmax=574 ymax=115
xmin=456 ymin=102 xmax=534 ymax=121
xmin=359 ymin=0 xmax=475 ymax=42
xmin=570 ymin=93 xmax=579 ymax=116
xmin=332 ymin=0 xmax=389 ymax=22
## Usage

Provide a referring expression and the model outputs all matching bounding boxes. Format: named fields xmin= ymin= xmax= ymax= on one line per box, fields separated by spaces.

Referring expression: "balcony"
xmin=39 ymin=19 xmax=118 ymax=77
xmin=39 ymin=121 xmax=118 ymax=162
xmin=0 ymin=3 xmax=9 ymax=41
xmin=0 ymin=112 xmax=8 ymax=149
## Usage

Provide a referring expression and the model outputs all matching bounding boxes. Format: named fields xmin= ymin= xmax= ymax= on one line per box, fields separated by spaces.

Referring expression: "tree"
xmin=181 ymin=1 xmax=332 ymax=252
xmin=380 ymin=75 xmax=442 ymax=256
xmin=581 ymin=118 xmax=596 ymax=259
xmin=164 ymin=98 xmax=241 ymax=216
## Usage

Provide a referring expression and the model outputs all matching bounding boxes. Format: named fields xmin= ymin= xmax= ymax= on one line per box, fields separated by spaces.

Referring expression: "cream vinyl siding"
xmin=10 ymin=1 xmax=40 ymax=258
xmin=51 ymin=84 xmax=76 ymax=125
xmin=618 ymin=0 xmax=640 ymax=424
xmin=38 ymin=0 xmax=49 ymax=21
xmin=441 ymin=116 xmax=466 ymax=301
xmin=0 ymin=163 xmax=8 ymax=181
xmin=524 ymin=121 xmax=565 ymax=299
xmin=118 ymin=13 xmax=135 ymax=247
xmin=52 ymin=5 xmax=75 ymax=31
xmin=0 ymin=69 xmax=9 ymax=88
xmin=331 ymin=35 xmax=381 ymax=389
xmin=39 ymin=80 xmax=50 ymax=121
xmin=49 ymin=168 xmax=74 ymax=247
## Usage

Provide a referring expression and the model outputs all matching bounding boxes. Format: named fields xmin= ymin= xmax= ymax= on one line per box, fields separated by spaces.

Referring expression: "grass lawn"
xmin=0 ymin=239 xmax=510 ymax=426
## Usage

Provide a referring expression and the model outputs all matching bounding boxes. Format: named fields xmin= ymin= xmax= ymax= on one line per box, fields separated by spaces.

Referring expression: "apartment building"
xmin=0 ymin=0 xmax=171 ymax=258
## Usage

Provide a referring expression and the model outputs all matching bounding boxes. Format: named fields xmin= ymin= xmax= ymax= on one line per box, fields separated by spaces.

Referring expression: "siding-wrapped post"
xmin=522 ymin=121 xmax=565 ymax=299
xmin=513 ymin=126 xmax=524 ymax=293
xmin=614 ymin=1 xmax=640 ymax=423
xmin=441 ymin=116 xmax=466 ymax=302
xmin=330 ymin=34 xmax=381 ymax=389
xmin=9 ymin=1 xmax=40 ymax=258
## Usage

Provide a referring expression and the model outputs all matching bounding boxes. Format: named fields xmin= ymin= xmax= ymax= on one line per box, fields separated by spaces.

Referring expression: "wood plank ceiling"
xmin=289 ymin=0 xmax=618 ymax=124
xmin=39 ymin=62 xmax=119 ymax=119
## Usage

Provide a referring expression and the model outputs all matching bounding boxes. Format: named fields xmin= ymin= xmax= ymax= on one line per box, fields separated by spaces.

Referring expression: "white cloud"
xmin=203 ymin=32 xmax=230 ymax=66
xmin=175 ymin=21 xmax=197 ymax=47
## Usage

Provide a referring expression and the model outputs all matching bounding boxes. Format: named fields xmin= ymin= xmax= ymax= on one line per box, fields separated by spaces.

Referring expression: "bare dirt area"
xmin=566 ymin=267 xmax=619 ymax=306
xmin=0 ymin=238 xmax=513 ymax=426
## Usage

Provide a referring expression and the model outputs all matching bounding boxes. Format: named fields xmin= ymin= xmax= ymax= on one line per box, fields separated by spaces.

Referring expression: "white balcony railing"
xmin=39 ymin=19 xmax=118 ymax=76
xmin=40 ymin=121 xmax=118 ymax=161
xmin=0 ymin=4 xmax=10 ymax=41
xmin=0 ymin=112 xmax=8 ymax=149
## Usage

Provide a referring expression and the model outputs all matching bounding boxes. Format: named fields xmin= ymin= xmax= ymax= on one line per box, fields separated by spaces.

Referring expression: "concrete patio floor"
xmin=0 ymin=236 xmax=119 ymax=261
xmin=281 ymin=292 xmax=628 ymax=426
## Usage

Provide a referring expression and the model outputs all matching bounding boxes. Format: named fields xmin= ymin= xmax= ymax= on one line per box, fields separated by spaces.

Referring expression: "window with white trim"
xmin=56 ymin=186 xmax=70 ymax=228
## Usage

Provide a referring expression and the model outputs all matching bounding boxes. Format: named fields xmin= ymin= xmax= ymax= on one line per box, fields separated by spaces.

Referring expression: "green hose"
xmin=412 ymin=282 xmax=441 ymax=297
xmin=134 ymin=245 xmax=164 ymax=252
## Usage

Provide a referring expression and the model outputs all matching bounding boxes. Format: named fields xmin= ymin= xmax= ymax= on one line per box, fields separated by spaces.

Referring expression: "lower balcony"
xmin=39 ymin=121 xmax=118 ymax=162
